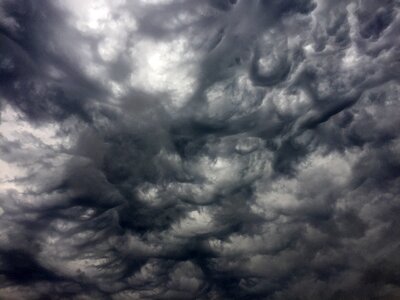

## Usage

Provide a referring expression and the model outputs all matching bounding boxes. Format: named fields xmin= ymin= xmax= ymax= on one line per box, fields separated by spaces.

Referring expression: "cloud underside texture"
xmin=0 ymin=0 xmax=400 ymax=299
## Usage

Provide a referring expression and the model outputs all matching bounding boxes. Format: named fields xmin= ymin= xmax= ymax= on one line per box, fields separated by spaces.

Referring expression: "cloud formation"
xmin=0 ymin=0 xmax=400 ymax=299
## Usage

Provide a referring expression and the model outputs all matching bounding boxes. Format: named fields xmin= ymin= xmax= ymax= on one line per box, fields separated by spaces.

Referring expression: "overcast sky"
xmin=0 ymin=0 xmax=400 ymax=299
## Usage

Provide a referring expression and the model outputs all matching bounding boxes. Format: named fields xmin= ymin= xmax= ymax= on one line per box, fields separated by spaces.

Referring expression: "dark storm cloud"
xmin=0 ymin=0 xmax=400 ymax=299
xmin=0 ymin=0 xmax=110 ymax=123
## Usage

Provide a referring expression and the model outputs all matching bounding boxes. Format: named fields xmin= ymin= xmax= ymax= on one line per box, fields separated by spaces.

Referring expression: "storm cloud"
xmin=1 ymin=0 xmax=400 ymax=299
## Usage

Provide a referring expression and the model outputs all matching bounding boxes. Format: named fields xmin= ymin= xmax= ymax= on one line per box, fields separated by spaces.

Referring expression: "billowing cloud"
xmin=1 ymin=0 xmax=400 ymax=299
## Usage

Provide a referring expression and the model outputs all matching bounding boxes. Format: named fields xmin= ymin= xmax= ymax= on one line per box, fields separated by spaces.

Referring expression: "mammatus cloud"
xmin=0 ymin=0 xmax=400 ymax=299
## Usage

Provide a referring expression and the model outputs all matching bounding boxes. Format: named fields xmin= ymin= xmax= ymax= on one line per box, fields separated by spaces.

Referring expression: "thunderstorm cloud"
xmin=0 ymin=0 xmax=400 ymax=299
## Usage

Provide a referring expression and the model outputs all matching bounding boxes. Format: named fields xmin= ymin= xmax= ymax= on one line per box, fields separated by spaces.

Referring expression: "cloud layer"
xmin=1 ymin=0 xmax=400 ymax=299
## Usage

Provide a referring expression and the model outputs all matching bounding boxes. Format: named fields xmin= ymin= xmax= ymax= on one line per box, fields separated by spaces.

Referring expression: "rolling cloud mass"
xmin=0 ymin=0 xmax=400 ymax=299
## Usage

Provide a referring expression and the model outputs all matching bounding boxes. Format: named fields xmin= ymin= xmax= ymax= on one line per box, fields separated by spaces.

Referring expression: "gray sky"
xmin=0 ymin=0 xmax=400 ymax=299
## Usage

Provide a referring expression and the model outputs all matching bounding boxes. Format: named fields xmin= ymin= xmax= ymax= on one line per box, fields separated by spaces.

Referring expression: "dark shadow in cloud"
xmin=0 ymin=0 xmax=108 ymax=123
xmin=0 ymin=249 xmax=62 ymax=284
